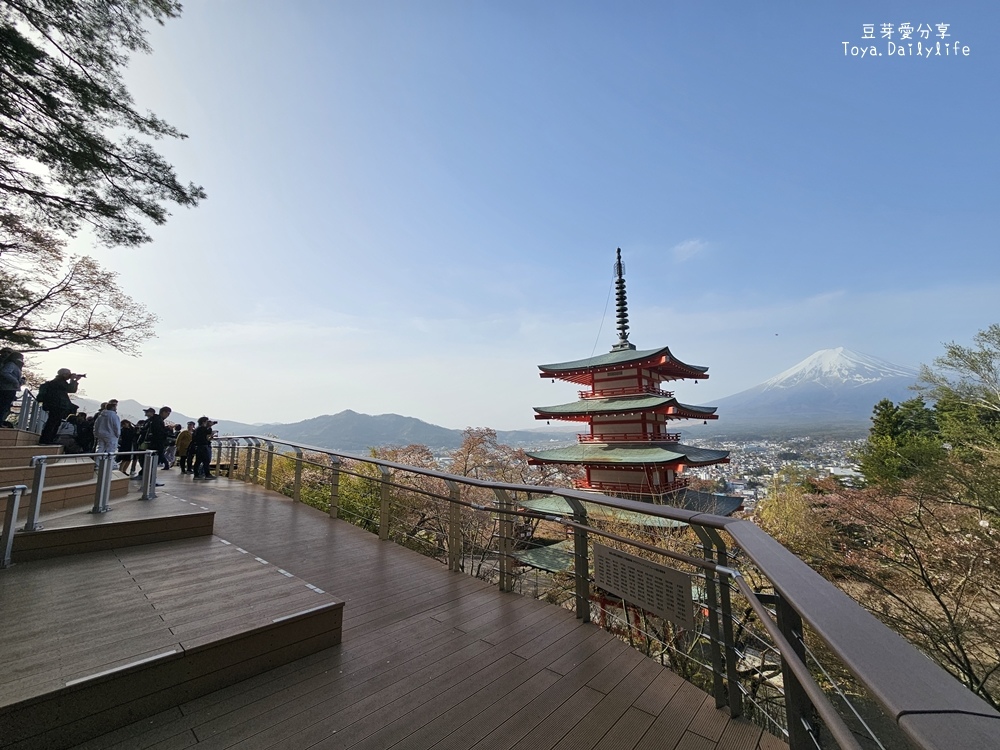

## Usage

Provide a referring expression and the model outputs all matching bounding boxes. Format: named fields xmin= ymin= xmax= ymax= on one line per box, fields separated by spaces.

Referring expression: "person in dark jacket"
xmin=118 ymin=420 xmax=139 ymax=476
xmin=147 ymin=406 xmax=172 ymax=469
xmin=191 ymin=416 xmax=217 ymax=479
xmin=39 ymin=368 xmax=83 ymax=445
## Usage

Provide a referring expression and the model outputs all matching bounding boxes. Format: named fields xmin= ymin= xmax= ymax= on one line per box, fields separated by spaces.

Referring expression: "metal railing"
xmin=200 ymin=435 xmax=999 ymax=749
xmin=577 ymin=431 xmax=682 ymax=443
xmin=1 ymin=484 xmax=28 ymax=568
xmin=1 ymin=451 xmax=158 ymax=563
xmin=578 ymin=386 xmax=675 ymax=399
xmin=13 ymin=389 xmax=44 ymax=433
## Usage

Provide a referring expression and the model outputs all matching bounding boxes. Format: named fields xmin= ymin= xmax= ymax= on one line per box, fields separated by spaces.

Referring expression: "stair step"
xmin=1 ymin=475 xmax=130 ymax=527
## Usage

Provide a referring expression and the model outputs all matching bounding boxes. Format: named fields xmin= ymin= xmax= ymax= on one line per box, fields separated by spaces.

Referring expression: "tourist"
xmin=77 ymin=412 xmax=95 ymax=453
xmin=191 ymin=416 xmax=217 ymax=479
xmin=93 ymin=400 xmax=121 ymax=460
xmin=164 ymin=423 xmax=181 ymax=467
xmin=0 ymin=350 xmax=25 ymax=427
xmin=38 ymin=369 xmax=83 ymax=445
xmin=146 ymin=406 xmax=172 ymax=469
xmin=176 ymin=421 xmax=195 ymax=473
xmin=118 ymin=419 xmax=139 ymax=475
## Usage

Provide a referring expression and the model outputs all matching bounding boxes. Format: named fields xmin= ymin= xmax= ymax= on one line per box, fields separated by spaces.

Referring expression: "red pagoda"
xmin=526 ymin=249 xmax=730 ymax=506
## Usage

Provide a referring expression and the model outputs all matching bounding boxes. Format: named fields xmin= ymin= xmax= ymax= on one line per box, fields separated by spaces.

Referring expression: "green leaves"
xmin=0 ymin=0 xmax=204 ymax=247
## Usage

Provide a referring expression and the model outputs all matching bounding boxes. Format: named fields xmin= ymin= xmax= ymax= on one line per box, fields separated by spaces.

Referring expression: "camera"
xmin=71 ymin=373 xmax=87 ymax=379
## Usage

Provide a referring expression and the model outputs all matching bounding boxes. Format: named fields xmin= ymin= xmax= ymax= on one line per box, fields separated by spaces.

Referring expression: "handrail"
xmin=577 ymin=432 xmax=682 ymax=443
xmin=213 ymin=434 xmax=1000 ymax=750
xmin=14 ymin=389 xmax=44 ymax=433
xmin=1 ymin=484 xmax=28 ymax=568
xmin=20 ymin=450 xmax=158 ymax=530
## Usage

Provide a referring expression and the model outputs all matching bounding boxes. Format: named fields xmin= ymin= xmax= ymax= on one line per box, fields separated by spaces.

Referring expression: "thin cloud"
xmin=672 ymin=239 xmax=708 ymax=262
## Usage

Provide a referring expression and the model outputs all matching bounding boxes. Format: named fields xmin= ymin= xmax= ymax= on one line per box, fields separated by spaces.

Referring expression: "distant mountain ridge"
xmin=68 ymin=399 xmax=575 ymax=453
xmin=70 ymin=347 xmax=918 ymax=447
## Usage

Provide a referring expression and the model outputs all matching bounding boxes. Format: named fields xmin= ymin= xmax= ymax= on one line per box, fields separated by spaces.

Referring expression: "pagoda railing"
xmin=578 ymin=432 xmax=682 ymax=443
xmin=573 ymin=476 xmax=690 ymax=493
xmin=578 ymin=385 xmax=674 ymax=399
xmin=210 ymin=434 xmax=1000 ymax=750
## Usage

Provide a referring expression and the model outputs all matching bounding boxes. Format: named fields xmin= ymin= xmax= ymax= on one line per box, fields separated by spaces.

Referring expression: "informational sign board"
xmin=593 ymin=543 xmax=694 ymax=629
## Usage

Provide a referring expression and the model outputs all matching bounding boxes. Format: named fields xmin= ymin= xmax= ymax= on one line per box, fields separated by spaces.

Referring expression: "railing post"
xmin=493 ymin=488 xmax=514 ymax=592
xmin=446 ymin=480 xmax=461 ymax=572
xmin=776 ymin=594 xmax=818 ymax=750
xmin=91 ymin=454 xmax=113 ymax=514
xmin=140 ymin=452 xmax=157 ymax=500
xmin=17 ymin=392 xmax=33 ymax=431
xmin=2 ymin=485 xmax=27 ymax=568
xmin=242 ymin=439 xmax=253 ymax=482
xmin=293 ymin=447 xmax=303 ymax=502
xmin=250 ymin=439 xmax=261 ymax=484
xmin=693 ymin=526 xmax=728 ymax=712
xmin=378 ymin=466 xmax=390 ymax=541
xmin=23 ymin=457 xmax=47 ymax=532
xmin=328 ymin=456 xmax=340 ymax=518
xmin=563 ymin=495 xmax=590 ymax=621
xmin=265 ymin=441 xmax=274 ymax=490
xmin=706 ymin=527 xmax=743 ymax=718
xmin=227 ymin=442 xmax=236 ymax=479
xmin=212 ymin=440 xmax=221 ymax=477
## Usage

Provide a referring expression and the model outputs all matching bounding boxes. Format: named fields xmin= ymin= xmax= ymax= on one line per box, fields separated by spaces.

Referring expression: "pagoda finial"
xmin=611 ymin=247 xmax=636 ymax=351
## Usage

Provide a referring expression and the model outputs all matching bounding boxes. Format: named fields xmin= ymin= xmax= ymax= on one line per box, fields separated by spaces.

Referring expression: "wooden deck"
xmin=3 ymin=472 xmax=786 ymax=750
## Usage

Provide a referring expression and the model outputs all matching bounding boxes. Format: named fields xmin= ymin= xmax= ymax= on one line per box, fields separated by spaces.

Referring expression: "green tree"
xmin=858 ymin=397 xmax=944 ymax=487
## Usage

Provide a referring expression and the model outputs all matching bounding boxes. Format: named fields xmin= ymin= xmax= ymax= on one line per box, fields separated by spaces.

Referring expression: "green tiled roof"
xmin=533 ymin=396 xmax=718 ymax=417
xmin=538 ymin=346 xmax=708 ymax=374
xmin=524 ymin=443 xmax=730 ymax=466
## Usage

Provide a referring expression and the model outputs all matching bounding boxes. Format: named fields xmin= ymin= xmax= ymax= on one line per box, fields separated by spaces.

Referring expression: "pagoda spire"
xmin=611 ymin=248 xmax=636 ymax=351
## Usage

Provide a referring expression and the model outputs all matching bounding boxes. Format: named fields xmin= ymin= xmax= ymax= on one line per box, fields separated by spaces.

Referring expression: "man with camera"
xmin=191 ymin=416 xmax=218 ymax=480
xmin=38 ymin=368 xmax=84 ymax=445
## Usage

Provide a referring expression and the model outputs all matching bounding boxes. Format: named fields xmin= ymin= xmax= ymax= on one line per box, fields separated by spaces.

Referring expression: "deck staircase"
xmin=0 ymin=429 xmax=345 ymax=750
xmin=0 ymin=428 xmax=130 ymax=530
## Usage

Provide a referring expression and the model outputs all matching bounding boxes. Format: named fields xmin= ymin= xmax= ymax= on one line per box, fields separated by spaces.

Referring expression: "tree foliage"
xmin=767 ymin=325 xmax=1000 ymax=706
xmin=0 ymin=0 xmax=203 ymax=352
xmin=0 ymin=254 xmax=155 ymax=353
xmin=1 ymin=0 xmax=204 ymax=247
xmin=858 ymin=397 xmax=944 ymax=487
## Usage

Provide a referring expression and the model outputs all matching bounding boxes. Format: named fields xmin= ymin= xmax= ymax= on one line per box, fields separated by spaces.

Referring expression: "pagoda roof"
xmin=524 ymin=443 xmax=730 ymax=467
xmin=533 ymin=395 xmax=718 ymax=420
xmin=538 ymin=345 xmax=709 ymax=385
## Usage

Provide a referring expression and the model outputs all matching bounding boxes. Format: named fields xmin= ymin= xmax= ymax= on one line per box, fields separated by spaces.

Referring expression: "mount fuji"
xmin=692 ymin=348 xmax=920 ymax=437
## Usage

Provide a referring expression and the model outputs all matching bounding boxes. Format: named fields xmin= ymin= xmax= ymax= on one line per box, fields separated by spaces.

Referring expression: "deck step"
xmin=0 ymin=444 xmax=62 ymax=468
xmin=0 ymin=535 xmax=344 ymax=750
xmin=11 ymin=510 xmax=215 ymax=562
xmin=0 ymin=474 xmax=130 ymax=527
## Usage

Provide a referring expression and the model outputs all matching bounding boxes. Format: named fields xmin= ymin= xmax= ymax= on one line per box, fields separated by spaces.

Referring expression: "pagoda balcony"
xmin=577 ymin=432 xmax=682 ymax=443
xmin=573 ymin=476 xmax=690 ymax=493
xmin=578 ymin=385 xmax=674 ymax=399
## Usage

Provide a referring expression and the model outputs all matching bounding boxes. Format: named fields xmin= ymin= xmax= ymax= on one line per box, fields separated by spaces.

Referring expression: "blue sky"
xmin=37 ymin=1 xmax=1000 ymax=430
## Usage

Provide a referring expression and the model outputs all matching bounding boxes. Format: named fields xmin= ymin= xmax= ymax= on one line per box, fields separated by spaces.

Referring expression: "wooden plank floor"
xmin=24 ymin=473 xmax=787 ymax=750
xmin=0 ymin=533 xmax=340 ymax=710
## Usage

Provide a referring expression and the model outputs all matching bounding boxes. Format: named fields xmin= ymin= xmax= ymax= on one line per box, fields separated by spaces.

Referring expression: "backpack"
xmin=36 ymin=380 xmax=51 ymax=406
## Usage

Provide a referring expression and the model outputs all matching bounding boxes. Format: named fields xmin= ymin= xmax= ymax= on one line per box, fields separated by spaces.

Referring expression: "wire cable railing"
xmin=187 ymin=435 xmax=1000 ymax=749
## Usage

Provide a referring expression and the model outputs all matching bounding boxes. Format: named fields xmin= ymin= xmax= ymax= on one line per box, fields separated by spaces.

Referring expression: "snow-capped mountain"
xmin=694 ymin=348 xmax=921 ymax=436
xmin=760 ymin=347 xmax=918 ymax=391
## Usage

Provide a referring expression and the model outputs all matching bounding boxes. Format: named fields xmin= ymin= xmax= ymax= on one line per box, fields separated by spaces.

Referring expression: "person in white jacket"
xmin=93 ymin=399 xmax=122 ymax=460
